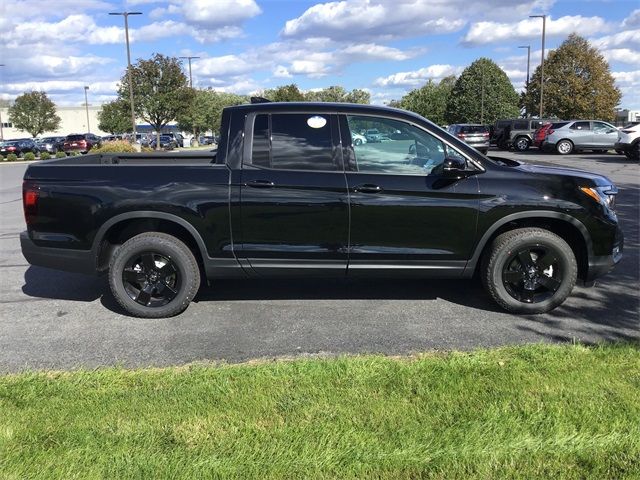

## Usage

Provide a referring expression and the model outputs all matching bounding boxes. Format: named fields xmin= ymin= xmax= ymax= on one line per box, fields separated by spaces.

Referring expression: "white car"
xmin=351 ymin=133 xmax=367 ymax=146
xmin=615 ymin=122 xmax=640 ymax=161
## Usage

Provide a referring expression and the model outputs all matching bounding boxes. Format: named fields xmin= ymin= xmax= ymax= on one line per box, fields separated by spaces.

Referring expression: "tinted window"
xmin=347 ymin=115 xmax=460 ymax=176
xmin=530 ymin=120 xmax=545 ymax=130
xmin=460 ymin=125 xmax=488 ymax=134
xmin=67 ymin=135 xmax=85 ymax=141
xmin=570 ymin=121 xmax=590 ymax=130
xmin=496 ymin=120 xmax=511 ymax=129
xmin=251 ymin=113 xmax=337 ymax=171
xmin=551 ymin=122 xmax=569 ymax=129
xmin=513 ymin=120 xmax=528 ymax=130
xmin=592 ymin=121 xmax=614 ymax=132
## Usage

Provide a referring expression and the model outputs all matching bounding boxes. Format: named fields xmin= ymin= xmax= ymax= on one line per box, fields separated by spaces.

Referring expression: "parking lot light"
xmin=84 ymin=86 xmax=90 ymax=133
xmin=179 ymin=56 xmax=200 ymax=88
xmin=109 ymin=12 xmax=142 ymax=138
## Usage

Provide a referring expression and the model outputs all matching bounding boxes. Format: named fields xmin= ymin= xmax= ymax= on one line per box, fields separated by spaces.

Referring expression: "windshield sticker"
xmin=307 ymin=116 xmax=327 ymax=129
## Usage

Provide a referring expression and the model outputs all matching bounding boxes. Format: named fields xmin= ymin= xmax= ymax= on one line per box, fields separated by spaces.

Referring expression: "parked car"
xmin=36 ymin=136 xmax=66 ymax=154
xmin=614 ymin=123 xmax=640 ymax=161
xmin=351 ymin=133 xmax=367 ymax=145
xmin=543 ymin=120 xmax=619 ymax=155
xmin=0 ymin=138 xmax=39 ymax=157
xmin=447 ymin=124 xmax=490 ymax=154
xmin=198 ymin=135 xmax=217 ymax=145
xmin=493 ymin=118 xmax=557 ymax=151
xmin=63 ymin=133 xmax=102 ymax=154
xmin=21 ymin=102 xmax=623 ymax=318
xmin=149 ymin=135 xmax=178 ymax=150
xmin=365 ymin=128 xmax=382 ymax=143
xmin=532 ymin=122 xmax=559 ymax=149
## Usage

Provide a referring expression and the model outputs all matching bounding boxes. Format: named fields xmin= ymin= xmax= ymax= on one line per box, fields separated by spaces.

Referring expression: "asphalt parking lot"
xmin=1 ymin=149 xmax=638 ymax=372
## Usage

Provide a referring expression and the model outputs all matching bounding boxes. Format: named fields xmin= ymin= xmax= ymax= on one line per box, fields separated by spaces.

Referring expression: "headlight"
xmin=580 ymin=185 xmax=617 ymax=211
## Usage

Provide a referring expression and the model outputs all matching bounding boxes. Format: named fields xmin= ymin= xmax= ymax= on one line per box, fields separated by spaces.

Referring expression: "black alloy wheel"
xmin=122 ymin=252 xmax=180 ymax=307
xmin=502 ymin=245 xmax=562 ymax=304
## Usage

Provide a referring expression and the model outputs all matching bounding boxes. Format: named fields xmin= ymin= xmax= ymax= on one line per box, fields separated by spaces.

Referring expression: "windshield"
xmin=460 ymin=125 xmax=488 ymax=134
xmin=67 ymin=135 xmax=85 ymax=141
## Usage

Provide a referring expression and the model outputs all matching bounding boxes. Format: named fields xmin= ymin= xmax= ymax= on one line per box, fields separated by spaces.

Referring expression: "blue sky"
xmin=1 ymin=0 xmax=638 ymax=109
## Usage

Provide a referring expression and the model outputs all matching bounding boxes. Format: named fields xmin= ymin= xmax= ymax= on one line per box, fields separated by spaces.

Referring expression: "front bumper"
xmin=614 ymin=141 xmax=632 ymax=152
xmin=21 ymin=231 xmax=96 ymax=275
xmin=585 ymin=230 xmax=624 ymax=282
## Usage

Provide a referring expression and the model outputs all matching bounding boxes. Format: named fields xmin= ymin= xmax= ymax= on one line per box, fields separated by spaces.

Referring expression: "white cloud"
xmin=622 ymin=9 xmax=640 ymax=28
xmin=463 ymin=15 xmax=611 ymax=45
xmin=602 ymin=48 xmax=640 ymax=65
xmin=180 ymin=0 xmax=261 ymax=28
xmin=374 ymin=64 xmax=463 ymax=87
xmin=273 ymin=65 xmax=293 ymax=78
xmin=592 ymin=29 xmax=640 ymax=50
xmin=341 ymin=44 xmax=417 ymax=61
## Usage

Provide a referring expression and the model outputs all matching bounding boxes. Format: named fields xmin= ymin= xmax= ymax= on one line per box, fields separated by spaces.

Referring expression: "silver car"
xmin=544 ymin=120 xmax=619 ymax=155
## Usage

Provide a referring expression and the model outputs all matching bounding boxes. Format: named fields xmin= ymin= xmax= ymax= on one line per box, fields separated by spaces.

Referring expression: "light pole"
xmin=0 ymin=64 xmax=5 ymax=141
xmin=179 ymin=56 xmax=200 ymax=88
xmin=518 ymin=45 xmax=531 ymax=87
xmin=529 ymin=15 xmax=546 ymax=118
xmin=109 ymin=11 xmax=142 ymax=139
xmin=84 ymin=86 xmax=91 ymax=133
xmin=480 ymin=63 xmax=485 ymax=124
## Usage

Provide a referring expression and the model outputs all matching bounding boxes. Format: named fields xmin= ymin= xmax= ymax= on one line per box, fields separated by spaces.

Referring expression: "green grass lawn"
xmin=1 ymin=343 xmax=639 ymax=479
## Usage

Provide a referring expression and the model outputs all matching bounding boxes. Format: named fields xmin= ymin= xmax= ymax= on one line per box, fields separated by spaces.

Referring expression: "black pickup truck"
xmin=21 ymin=102 xmax=623 ymax=317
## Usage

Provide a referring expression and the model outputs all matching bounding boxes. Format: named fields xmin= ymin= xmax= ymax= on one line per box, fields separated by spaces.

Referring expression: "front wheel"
xmin=481 ymin=228 xmax=577 ymax=314
xmin=109 ymin=232 xmax=201 ymax=318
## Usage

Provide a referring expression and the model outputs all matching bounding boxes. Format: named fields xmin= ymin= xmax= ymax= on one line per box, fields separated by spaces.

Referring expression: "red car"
xmin=63 ymin=133 xmax=102 ymax=155
xmin=532 ymin=123 xmax=554 ymax=149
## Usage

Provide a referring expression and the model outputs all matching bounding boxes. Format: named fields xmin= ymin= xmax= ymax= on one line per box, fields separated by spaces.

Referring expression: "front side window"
xmin=592 ymin=121 xmax=614 ymax=132
xmin=250 ymin=113 xmax=338 ymax=171
xmin=346 ymin=115 xmax=461 ymax=176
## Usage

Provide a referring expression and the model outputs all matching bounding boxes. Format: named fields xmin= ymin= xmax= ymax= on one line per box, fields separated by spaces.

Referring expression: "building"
xmin=614 ymin=109 xmax=640 ymax=126
xmin=0 ymin=105 xmax=107 ymax=141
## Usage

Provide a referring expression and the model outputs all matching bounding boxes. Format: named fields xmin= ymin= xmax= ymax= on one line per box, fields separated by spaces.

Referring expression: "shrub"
xmin=23 ymin=152 xmax=36 ymax=161
xmin=91 ymin=140 xmax=137 ymax=154
xmin=55 ymin=151 xmax=66 ymax=158
xmin=7 ymin=153 xmax=18 ymax=162
xmin=39 ymin=151 xmax=51 ymax=160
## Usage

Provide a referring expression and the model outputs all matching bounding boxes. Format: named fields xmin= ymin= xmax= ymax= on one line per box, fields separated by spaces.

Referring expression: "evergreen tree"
xmin=445 ymin=58 xmax=519 ymax=124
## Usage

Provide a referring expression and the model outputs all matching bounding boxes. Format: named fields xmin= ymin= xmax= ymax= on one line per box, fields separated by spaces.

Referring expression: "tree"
xmin=445 ymin=58 xmax=519 ymax=124
xmin=304 ymin=86 xmax=371 ymax=104
xmin=397 ymin=75 xmax=456 ymax=126
xmin=263 ymin=84 xmax=305 ymax=102
xmin=97 ymin=99 xmax=132 ymax=135
xmin=118 ymin=53 xmax=194 ymax=149
xmin=8 ymin=91 xmax=61 ymax=137
xmin=521 ymin=34 xmax=621 ymax=121
xmin=177 ymin=89 xmax=247 ymax=143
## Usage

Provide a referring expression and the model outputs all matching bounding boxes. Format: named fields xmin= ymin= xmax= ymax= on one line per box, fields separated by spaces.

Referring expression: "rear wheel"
xmin=482 ymin=228 xmax=577 ymax=314
xmin=109 ymin=232 xmax=200 ymax=318
xmin=514 ymin=136 xmax=530 ymax=152
xmin=556 ymin=140 xmax=573 ymax=155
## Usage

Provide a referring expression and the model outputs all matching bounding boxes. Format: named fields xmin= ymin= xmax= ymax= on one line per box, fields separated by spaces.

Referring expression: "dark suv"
xmin=493 ymin=118 xmax=558 ymax=151
xmin=63 ymin=134 xmax=102 ymax=154
xmin=0 ymin=138 xmax=39 ymax=157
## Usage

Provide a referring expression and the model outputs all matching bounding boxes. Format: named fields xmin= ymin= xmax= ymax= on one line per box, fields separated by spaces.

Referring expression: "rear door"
xmin=340 ymin=114 xmax=480 ymax=276
xmin=237 ymin=112 xmax=349 ymax=276
xmin=568 ymin=121 xmax=592 ymax=147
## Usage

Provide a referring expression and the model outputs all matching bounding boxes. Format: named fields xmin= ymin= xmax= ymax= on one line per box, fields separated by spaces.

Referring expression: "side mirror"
xmin=443 ymin=156 xmax=467 ymax=172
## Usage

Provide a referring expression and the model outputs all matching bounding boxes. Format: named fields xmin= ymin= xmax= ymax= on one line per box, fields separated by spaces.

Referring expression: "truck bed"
xmin=40 ymin=150 xmax=218 ymax=166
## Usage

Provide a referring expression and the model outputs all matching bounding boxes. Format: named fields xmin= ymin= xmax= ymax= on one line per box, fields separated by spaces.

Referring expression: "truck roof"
xmin=225 ymin=101 xmax=415 ymax=117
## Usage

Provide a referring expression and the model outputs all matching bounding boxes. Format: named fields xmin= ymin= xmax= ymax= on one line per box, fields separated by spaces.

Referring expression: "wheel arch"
xmin=465 ymin=211 xmax=592 ymax=280
xmin=93 ymin=212 xmax=209 ymax=273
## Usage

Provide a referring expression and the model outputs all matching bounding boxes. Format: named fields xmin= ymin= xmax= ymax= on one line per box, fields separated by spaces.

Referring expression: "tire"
xmin=481 ymin=228 xmax=577 ymax=314
xmin=615 ymin=149 xmax=623 ymax=155
xmin=514 ymin=136 xmax=530 ymax=152
xmin=109 ymin=232 xmax=200 ymax=318
xmin=556 ymin=139 xmax=573 ymax=155
xmin=631 ymin=142 xmax=640 ymax=162
xmin=354 ymin=138 xmax=362 ymax=146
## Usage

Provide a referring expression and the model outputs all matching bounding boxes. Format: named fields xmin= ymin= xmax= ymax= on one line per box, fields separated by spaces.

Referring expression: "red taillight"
xmin=23 ymin=183 xmax=39 ymax=224
xmin=483 ymin=132 xmax=489 ymax=137
xmin=457 ymin=133 xmax=465 ymax=138
xmin=8 ymin=146 xmax=16 ymax=151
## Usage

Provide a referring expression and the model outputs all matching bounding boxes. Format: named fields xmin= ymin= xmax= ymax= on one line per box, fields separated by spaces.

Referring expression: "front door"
xmin=237 ymin=112 xmax=349 ymax=276
xmin=591 ymin=121 xmax=619 ymax=149
xmin=340 ymin=114 xmax=480 ymax=277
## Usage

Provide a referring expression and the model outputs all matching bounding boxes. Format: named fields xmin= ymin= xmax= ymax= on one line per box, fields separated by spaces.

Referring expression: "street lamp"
xmin=84 ymin=86 xmax=90 ymax=133
xmin=529 ymin=14 xmax=546 ymax=118
xmin=179 ymin=56 xmax=200 ymax=88
xmin=518 ymin=45 xmax=531 ymax=87
xmin=0 ymin=64 xmax=4 ymax=141
xmin=109 ymin=11 xmax=142 ymax=138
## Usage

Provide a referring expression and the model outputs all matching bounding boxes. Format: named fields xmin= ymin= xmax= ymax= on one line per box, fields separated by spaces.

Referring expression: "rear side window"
xmin=551 ymin=122 xmax=569 ymax=129
xmin=570 ymin=121 xmax=590 ymax=130
xmin=251 ymin=113 xmax=337 ymax=171
xmin=513 ymin=120 xmax=528 ymax=130
xmin=67 ymin=135 xmax=84 ymax=141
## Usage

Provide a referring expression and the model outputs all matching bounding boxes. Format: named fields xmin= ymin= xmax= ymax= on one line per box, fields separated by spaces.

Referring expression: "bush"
xmin=55 ymin=151 xmax=67 ymax=158
xmin=39 ymin=151 xmax=51 ymax=160
xmin=91 ymin=140 xmax=137 ymax=154
xmin=23 ymin=152 xmax=36 ymax=161
xmin=7 ymin=153 xmax=18 ymax=162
